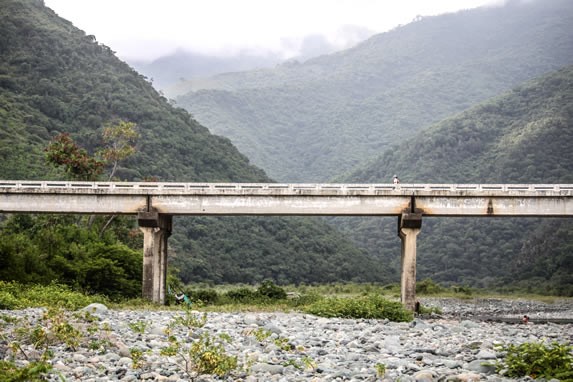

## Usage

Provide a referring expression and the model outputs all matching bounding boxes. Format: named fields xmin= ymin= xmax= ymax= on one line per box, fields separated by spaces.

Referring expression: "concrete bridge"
xmin=1 ymin=180 xmax=572 ymax=310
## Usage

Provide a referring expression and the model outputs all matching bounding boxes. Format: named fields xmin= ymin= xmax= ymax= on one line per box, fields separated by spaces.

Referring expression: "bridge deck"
xmin=1 ymin=181 xmax=572 ymax=217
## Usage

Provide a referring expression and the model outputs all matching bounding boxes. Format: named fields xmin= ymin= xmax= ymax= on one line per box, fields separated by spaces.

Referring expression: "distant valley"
xmin=174 ymin=0 xmax=573 ymax=183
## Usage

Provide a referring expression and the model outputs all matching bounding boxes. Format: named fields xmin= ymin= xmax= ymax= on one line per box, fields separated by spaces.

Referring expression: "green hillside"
xmin=0 ymin=0 xmax=390 ymax=289
xmin=0 ymin=0 xmax=265 ymax=183
xmin=176 ymin=0 xmax=573 ymax=182
xmin=336 ymin=66 xmax=573 ymax=295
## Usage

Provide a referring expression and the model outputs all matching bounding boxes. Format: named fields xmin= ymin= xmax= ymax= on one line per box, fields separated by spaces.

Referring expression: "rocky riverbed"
xmin=2 ymin=297 xmax=572 ymax=381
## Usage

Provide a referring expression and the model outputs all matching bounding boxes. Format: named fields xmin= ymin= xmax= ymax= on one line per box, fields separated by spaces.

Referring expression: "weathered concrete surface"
xmin=138 ymin=213 xmax=172 ymax=304
xmin=399 ymin=213 xmax=423 ymax=311
xmin=0 ymin=193 xmax=147 ymax=214
xmin=1 ymin=182 xmax=572 ymax=216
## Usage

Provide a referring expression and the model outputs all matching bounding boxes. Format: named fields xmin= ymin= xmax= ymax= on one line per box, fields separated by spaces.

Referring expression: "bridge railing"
xmin=1 ymin=180 xmax=572 ymax=195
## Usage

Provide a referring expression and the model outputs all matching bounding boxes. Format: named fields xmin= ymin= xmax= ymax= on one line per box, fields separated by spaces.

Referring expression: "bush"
xmin=285 ymin=292 xmax=322 ymax=307
xmin=256 ymin=280 xmax=287 ymax=300
xmin=416 ymin=278 xmax=445 ymax=295
xmin=451 ymin=284 xmax=474 ymax=296
xmin=0 ymin=360 xmax=52 ymax=382
xmin=495 ymin=341 xmax=573 ymax=380
xmin=224 ymin=287 xmax=258 ymax=303
xmin=186 ymin=289 xmax=220 ymax=305
xmin=0 ymin=281 xmax=107 ymax=310
xmin=303 ymin=294 xmax=413 ymax=321
xmin=222 ymin=282 xmax=287 ymax=304
xmin=0 ymin=290 xmax=21 ymax=309
xmin=161 ymin=307 xmax=238 ymax=378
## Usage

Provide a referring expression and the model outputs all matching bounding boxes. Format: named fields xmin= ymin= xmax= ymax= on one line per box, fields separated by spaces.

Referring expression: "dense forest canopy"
xmin=0 ymin=0 xmax=267 ymax=183
xmin=175 ymin=0 xmax=573 ymax=183
xmin=333 ymin=66 xmax=573 ymax=295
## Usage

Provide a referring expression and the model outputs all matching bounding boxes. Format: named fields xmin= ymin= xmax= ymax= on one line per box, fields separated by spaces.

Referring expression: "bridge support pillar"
xmin=138 ymin=212 xmax=172 ymax=304
xmin=398 ymin=213 xmax=422 ymax=311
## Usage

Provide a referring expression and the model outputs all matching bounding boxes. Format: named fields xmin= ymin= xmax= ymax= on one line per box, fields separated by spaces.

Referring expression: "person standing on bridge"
xmin=393 ymin=175 xmax=400 ymax=184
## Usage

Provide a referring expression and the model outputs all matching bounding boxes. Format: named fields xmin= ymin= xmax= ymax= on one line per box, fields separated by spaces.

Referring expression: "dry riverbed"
xmin=1 ymin=297 xmax=572 ymax=381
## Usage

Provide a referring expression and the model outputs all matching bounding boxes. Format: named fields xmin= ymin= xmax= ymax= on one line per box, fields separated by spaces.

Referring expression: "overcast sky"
xmin=44 ymin=0 xmax=502 ymax=61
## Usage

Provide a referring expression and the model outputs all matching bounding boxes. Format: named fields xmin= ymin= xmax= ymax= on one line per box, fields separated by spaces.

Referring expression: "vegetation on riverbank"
xmin=2 ymin=279 xmax=568 ymax=315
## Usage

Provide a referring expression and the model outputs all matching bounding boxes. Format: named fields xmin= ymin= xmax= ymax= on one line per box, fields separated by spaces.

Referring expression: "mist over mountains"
xmin=175 ymin=0 xmax=573 ymax=183
xmin=129 ymin=25 xmax=374 ymax=91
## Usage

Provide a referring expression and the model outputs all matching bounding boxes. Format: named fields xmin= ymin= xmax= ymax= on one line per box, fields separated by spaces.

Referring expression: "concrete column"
xmin=138 ymin=212 xmax=172 ymax=304
xmin=398 ymin=212 xmax=422 ymax=311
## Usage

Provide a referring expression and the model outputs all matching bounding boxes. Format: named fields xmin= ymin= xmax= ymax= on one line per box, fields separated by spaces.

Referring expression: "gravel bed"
xmin=1 ymin=297 xmax=571 ymax=381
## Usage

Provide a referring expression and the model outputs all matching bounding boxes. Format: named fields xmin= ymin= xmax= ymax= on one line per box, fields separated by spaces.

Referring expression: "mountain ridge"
xmin=334 ymin=64 xmax=573 ymax=295
xmin=176 ymin=0 xmax=573 ymax=182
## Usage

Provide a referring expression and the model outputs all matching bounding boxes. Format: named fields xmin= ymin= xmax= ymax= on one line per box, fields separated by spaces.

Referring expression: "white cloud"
xmin=44 ymin=0 xmax=498 ymax=60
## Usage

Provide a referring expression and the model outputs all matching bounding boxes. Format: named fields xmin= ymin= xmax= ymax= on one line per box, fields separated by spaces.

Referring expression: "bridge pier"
xmin=138 ymin=212 xmax=172 ymax=304
xmin=398 ymin=212 xmax=422 ymax=311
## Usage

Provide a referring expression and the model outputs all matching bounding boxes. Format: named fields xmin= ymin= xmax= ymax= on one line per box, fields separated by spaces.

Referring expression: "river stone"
xmin=447 ymin=372 xmax=481 ymax=382
xmin=251 ymin=362 xmax=284 ymax=375
xmin=384 ymin=335 xmax=402 ymax=352
xmin=414 ymin=370 xmax=436 ymax=381
xmin=4 ymin=298 xmax=572 ymax=382
xmin=411 ymin=319 xmax=431 ymax=329
xmin=443 ymin=360 xmax=462 ymax=369
xmin=263 ymin=323 xmax=282 ymax=335
xmin=466 ymin=359 xmax=496 ymax=374
xmin=460 ymin=320 xmax=480 ymax=329
xmin=475 ymin=349 xmax=496 ymax=359
xmin=81 ymin=303 xmax=109 ymax=315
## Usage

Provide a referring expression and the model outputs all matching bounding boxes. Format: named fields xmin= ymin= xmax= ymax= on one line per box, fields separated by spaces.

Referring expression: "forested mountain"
xmin=176 ymin=0 xmax=573 ymax=182
xmin=335 ymin=66 xmax=573 ymax=295
xmin=0 ymin=0 xmax=390 ymax=289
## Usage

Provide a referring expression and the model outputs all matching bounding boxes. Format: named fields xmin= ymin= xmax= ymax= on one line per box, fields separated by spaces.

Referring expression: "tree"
xmin=45 ymin=133 xmax=104 ymax=181
xmin=95 ymin=120 xmax=139 ymax=234
xmin=99 ymin=120 xmax=139 ymax=180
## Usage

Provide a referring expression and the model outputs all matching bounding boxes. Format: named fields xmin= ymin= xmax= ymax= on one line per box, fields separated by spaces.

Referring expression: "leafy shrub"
xmin=186 ymin=289 xmax=220 ymax=305
xmin=0 ymin=360 xmax=52 ymax=382
xmin=495 ymin=341 xmax=573 ymax=380
xmin=0 ymin=289 xmax=22 ymax=310
xmin=128 ymin=321 xmax=149 ymax=334
xmin=256 ymin=280 xmax=287 ymax=300
xmin=0 ymin=281 xmax=106 ymax=310
xmin=416 ymin=278 xmax=445 ymax=295
xmin=451 ymin=284 xmax=474 ymax=296
xmin=161 ymin=307 xmax=238 ymax=378
xmin=375 ymin=363 xmax=386 ymax=378
xmin=303 ymin=294 xmax=413 ymax=321
xmin=381 ymin=283 xmax=401 ymax=294
xmin=285 ymin=292 xmax=322 ymax=307
xmin=2 ymin=306 xmax=115 ymax=380
xmin=189 ymin=332 xmax=238 ymax=376
xmin=224 ymin=287 xmax=258 ymax=303
xmin=417 ymin=304 xmax=442 ymax=315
